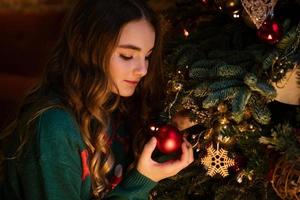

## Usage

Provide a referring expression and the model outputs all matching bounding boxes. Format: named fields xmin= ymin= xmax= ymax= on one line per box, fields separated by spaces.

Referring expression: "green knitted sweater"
xmin=2 ymin=108 xmax=156 ymax=200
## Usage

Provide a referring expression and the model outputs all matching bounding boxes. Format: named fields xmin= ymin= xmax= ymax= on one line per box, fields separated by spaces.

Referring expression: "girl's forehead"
xmin=117 ymin=19 xmax=155 ymax=52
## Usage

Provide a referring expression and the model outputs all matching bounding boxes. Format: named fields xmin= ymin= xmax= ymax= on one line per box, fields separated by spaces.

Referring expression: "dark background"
xmin=0 ymin=1 xmax=68 ymax=128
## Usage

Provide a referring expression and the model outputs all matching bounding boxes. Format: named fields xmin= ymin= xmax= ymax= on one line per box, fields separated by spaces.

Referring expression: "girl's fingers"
xmin=177 ymin=141 xmax=190 ymax=167
xmin=179 ymin=139 xmax=194 ymax=166
xmin=184 ymin=139 xmax=194 ymax=164
xmin=188 ymin=142 xmax=194 ymax=164
xmin=140 ymin=137 xmax=157 ymax=160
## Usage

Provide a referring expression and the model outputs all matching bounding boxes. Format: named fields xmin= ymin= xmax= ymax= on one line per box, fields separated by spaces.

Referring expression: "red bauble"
xmin=230 ymin=154 xmax=247 ymax=172
xmin=199 ymin=0 xmax=212 ymax=6
xmin=155 ymin=125 xmax=183 ymax=154
xmin=257 ymin=18 xmax=283 ymax=44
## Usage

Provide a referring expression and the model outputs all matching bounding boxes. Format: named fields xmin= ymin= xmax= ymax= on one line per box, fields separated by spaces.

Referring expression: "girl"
xmin=0 ymin=0 xmax=194 ymax=199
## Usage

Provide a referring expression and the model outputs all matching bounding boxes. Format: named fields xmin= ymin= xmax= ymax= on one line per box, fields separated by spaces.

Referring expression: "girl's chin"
xmin=111 ymin=89 xmax=135 ymax=97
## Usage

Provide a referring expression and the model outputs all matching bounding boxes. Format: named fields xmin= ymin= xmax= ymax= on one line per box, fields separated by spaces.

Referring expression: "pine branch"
xmin=209 ymin=79 xmax=242 ymax=91
xmin=231 ymin=87 xmax=252 ymax=123
xmin=259 ymin=123 xmax=300 ymax=159
xmin=248 ymin=95 xmax=271 ymax=125
xmin=202 ymin=87 xmax=240 ymax=108
xmin=213 ymin=64 xmax=246 ymax=78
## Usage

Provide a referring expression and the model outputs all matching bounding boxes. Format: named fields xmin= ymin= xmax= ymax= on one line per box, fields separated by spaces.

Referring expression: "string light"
xmin=233 ymin=13 xmax=240 ymax=18
xmin=183 ymin=29 xmax=190 ymax=37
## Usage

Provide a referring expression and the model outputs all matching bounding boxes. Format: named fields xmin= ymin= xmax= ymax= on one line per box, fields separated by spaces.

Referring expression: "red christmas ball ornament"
xmin=199 ymin=0 xmax=212 ymax=6
xmin=257 ymin=18 xmax=283 ymax=44
xmin=155 ymin=125 xmax=183 ymax=154
xmin=229 ymin=154 xmax=247 ymax=173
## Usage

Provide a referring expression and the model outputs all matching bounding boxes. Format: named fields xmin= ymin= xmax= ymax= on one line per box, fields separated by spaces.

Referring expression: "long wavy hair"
xmin=0 ymin=0 xmax=164 ymax=198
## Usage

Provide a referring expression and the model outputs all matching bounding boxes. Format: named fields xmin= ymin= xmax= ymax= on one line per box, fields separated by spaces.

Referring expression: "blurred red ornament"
xmin=155 ymin=125 xmax=183 ymax=154
xmin=257 ymin=18 xmax=283 ymax=44
xmin=199 ymin=0 xmax=212 ymax=6
xmin=266 ymin=167 xmax=275 ymax=181
xmin=230 ymin=154 xmax=247 ymax=172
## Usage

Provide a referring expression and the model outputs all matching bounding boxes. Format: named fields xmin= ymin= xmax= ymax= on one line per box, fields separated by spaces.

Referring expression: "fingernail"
xmin=151 ymin=137 xmax=156 ymax=143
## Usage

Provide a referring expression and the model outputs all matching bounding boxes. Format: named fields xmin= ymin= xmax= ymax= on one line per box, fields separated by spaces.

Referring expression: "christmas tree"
xmin=149 ymin=0 xmax=300 ymax=199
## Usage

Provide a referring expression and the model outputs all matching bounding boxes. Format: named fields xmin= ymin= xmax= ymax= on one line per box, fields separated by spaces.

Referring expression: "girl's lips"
xmin=124 ymin=80 xmax=139 ymax=84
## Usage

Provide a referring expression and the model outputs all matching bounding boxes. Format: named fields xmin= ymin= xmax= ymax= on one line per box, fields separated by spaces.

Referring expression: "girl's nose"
xmin=134 ymin=60 xmax=148 ymax=77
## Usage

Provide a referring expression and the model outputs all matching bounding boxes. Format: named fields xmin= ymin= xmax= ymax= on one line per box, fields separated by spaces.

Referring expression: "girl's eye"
xmin=120 ymin=54 xmax=133 ymax=60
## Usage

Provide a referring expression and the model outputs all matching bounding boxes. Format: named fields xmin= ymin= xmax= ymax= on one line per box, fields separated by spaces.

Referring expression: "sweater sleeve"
xmin=104 ymin=169 xmax=157 ymax=200
xmin=19 ymin=108 xmax=93 ymax=200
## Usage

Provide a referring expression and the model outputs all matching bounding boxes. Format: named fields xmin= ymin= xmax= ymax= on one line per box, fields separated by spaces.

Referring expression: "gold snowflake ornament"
xmin=201 ymin=144 xmax=235 ymax=177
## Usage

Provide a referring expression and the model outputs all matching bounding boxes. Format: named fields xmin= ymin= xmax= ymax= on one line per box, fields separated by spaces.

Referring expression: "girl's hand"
xmin=136 ymin=137 xmax=194 ymax=182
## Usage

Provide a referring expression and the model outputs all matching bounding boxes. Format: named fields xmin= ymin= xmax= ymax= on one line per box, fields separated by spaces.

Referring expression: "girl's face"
xmin=109 ymin=18 xmax=155 ymax=97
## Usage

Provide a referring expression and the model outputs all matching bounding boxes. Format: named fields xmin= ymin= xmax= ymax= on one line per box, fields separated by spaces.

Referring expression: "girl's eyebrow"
xmin=118 ymin=44 xmax=153 ymax=53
